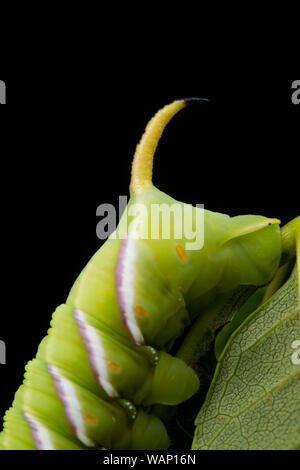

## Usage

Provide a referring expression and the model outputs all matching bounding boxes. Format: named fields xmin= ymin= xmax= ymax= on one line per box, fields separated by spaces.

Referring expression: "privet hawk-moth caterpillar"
xmin=0 ymin=99 xmax=282 ymax=450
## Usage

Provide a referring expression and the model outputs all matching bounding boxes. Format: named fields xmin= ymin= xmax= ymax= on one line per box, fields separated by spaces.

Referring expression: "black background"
xmin=0 ymin=12 xmax=299 ymax=433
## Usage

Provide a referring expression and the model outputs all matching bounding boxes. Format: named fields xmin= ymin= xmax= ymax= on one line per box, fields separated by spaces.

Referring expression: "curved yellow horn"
xmin=130 ymin=98 xmax=209 ymax=195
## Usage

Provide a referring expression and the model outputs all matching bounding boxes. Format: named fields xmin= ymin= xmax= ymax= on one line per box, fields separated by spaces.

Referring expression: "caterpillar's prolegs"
xmin=1 ymin=300 xmax=198 ymax=449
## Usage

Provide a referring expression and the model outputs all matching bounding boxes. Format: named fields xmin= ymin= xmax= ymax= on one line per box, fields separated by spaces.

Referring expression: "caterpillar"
xmin=0 ymin=99 xmax=282 ymax=450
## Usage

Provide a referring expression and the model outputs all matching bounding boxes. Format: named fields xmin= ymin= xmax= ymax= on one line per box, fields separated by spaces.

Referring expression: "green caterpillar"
xmin=0 ymin=99 xmax=282 ymax=450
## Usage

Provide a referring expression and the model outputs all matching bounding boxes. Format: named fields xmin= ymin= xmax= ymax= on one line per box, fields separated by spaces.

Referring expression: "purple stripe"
xmin=24 ymin=413 xmax=45 ymax=450
xmin=73 ymin=308 xmax=103 ymax=390
xmin=47 ymin=364 xmax=77 ymax=438
xmin=114 ymin=237 xmax=137 ymax=343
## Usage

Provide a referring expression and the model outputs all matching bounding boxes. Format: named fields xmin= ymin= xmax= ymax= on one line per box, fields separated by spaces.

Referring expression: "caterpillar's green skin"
xmin=0 ymin=100 xmax=282 ymax=450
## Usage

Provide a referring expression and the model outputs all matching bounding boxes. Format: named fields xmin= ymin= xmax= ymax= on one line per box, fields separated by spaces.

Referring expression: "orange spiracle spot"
xmin=84 ymin=414 xmax=99 ymax=424
xmin=176 ymin=244 xmax=188 ymax=262
xmin=134 ymin=305 xmax=149 ymax=318
xmin=107 ymin=360 xmax=122 ymax=372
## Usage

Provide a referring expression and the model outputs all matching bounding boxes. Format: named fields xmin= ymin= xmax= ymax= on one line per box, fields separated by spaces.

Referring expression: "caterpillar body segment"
xmin=0 ymin=99 xmax=282 ymax=450
xmin=2 ymin=363 xmax=169 ymax=450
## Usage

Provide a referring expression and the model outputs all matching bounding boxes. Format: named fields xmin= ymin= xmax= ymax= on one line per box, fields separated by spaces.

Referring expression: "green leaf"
xmin=192 ymin=263 xmax=300 ymax=450
xmin=214 ymin=287 xmax=267 ymax=360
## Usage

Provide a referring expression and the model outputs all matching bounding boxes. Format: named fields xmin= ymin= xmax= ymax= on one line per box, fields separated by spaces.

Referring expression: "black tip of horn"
xmin=183 ymin=97 xmax=210 ymax=106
